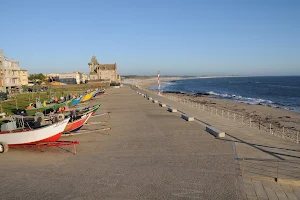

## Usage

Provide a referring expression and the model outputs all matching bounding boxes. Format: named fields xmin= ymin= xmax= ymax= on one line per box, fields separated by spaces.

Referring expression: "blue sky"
xmin=1 ymin=0 xmax=299 ymax=76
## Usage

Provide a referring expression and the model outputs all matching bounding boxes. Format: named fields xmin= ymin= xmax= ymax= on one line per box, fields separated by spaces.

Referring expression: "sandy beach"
xmin=133 ymin=77 xmax=300 ymax=134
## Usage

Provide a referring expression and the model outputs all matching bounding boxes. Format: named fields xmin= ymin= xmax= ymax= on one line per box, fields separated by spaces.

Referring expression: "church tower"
xmin=88 ymin=56 xmax=99 ymax=73
xmin=88 ymin=56 xmax=100 ymax=80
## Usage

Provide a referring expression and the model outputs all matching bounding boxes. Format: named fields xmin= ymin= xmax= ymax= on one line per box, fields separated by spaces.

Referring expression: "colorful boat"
xmin=90 ymin=104 xmax=101 ymax=114
xmin=70 ymin=96 xmax=83 ymax=107
xmin=0 ymin=118 xmax=70 ymax=149
xmin=93 ymin=90 xmax=105 ymax=97
xmin=26 ymin=99 xmax=73 ymax=116
xmin=77 ymin=104 xmax=101 ymax=115
xmin=81 ymin=91 xmax=95 ymax=102
xmin=61 ymin=104 xmax=101 ymax=117
xmin=64 ymin=111 xmax=92 ymax=133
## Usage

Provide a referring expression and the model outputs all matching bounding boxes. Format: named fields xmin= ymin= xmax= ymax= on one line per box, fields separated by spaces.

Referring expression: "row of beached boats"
xmin=0 ymin=89 xmax=105 ymax=153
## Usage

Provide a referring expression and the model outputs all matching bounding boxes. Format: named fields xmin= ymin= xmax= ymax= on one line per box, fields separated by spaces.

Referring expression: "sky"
xmin=0 ymin=0 xmax=299 ymax=76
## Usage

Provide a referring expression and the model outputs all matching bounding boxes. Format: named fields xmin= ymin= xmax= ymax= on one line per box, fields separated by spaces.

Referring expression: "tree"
xmin=28 ymin=73 xmax=46 ymax=84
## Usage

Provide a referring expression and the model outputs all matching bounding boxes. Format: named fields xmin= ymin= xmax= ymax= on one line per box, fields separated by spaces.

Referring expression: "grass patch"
xmin=1 ymin=83 xmax=109 ymax=115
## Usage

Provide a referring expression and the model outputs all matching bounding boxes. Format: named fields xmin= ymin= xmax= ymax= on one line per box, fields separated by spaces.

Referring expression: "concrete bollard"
xmin=181 ymin=114 xmax=194 ymax=121
xmin=206 ymin=126 xmax=225 ymax=138
xmin=159 ymin=103 xmax=166 ymax=107
xmin=152 ymin=99 xmax=158 ymax=103
xmin=167 ymin=107 xmax=177 ymax=113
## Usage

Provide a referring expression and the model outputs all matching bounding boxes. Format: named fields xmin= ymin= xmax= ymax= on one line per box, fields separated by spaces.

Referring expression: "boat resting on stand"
xmin=63 ymin=111 xmax=93 ymax=133
xmin=0 ymin=118 xmax=79 ymax=154
xmin=81 ymin=91 xmax=95 ymax=102
xmin=70 ymin=96 xmax=83 ymax=107
xmin=62 ymin=104 xmax=101 ymax=116
xmin=26 ymin=99 xmax=74 ymax=116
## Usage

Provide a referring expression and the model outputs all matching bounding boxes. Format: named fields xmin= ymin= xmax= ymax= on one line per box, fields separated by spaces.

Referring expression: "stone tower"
xmin=88 ymin=56 xmax=99 ymax=73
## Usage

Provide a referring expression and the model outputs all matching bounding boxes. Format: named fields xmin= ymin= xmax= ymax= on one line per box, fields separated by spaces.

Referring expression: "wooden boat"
xmin=75 ymin=104 xmax=101 ymax=115
xmin=0 ymin=118 xmax=70 ymax=146
xmin=93 ymin=90 xmax=105 ymax=97
xmin=26 ymin=99 xmax=73 ymax=116
xmin=70 ymin=96 xmax=83 ymax=107
xmin=64 ymin=111 xmax=92 ymax=133
xmin=81 ymin=91 xmax=95 ymax=102
xmin=58 ymin=104 xmax=101 ymax=118
xmin=90 ymin=104 xmax=101 ymax=114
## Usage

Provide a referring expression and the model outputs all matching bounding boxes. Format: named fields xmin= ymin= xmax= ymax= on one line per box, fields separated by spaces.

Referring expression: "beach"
xmin=135 ymin=77 xmax=300 ymax=134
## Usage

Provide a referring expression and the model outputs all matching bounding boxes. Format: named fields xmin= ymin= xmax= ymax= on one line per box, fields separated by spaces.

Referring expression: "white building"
xmin=0 ymin=50 xmax=28 ymax=93
xmin=47 ymin=71 xmax=88 ymax=84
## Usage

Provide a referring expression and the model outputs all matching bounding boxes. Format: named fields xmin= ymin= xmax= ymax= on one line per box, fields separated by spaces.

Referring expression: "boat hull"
xmin=93 ymin=90 xmax=105 ymax=97
xmin=64 ymin=112 xmax=92 ymax=133
xmin=0 ymin=118 xmax=70 ymax=145
xmin=81 ymin=92 xmax=95 ymax=102
xmin=70 ymin=96 xmax=83 ymax=107
xmin=26 ymin=100 xmax=73 ymax=115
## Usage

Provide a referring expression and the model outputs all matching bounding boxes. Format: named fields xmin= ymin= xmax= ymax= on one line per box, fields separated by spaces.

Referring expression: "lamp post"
xmin=158 ymin=70 xmax=161 ymax=96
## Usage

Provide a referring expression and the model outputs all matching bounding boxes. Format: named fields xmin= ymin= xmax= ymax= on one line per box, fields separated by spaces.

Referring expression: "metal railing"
xmin=236 ymin=158 xmax=300 ymax=182
xmin=141 ymin=87 xmax=300 ymax=144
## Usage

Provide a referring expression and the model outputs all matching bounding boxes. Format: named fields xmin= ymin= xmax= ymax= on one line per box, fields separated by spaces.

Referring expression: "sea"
xmin=151 ymin=76 xmax=300 ymax=113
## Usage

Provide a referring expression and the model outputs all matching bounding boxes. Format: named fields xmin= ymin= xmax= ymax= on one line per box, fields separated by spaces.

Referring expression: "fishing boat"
xmin=26 ymin=99 xmax=73 ymax=116
xmin=81 ymin=91 xmax=95 ymax=102
xmin=64 ymin=111 xmax=92 ymax=133
xmin=0 ymin=118 xmax=70 ymax=153
xmin=70 ymin=96 xmax=83 ymax=107
xmin=90 ymin=104 xmax=101 ymax=114
xmin=74 ymin=104 xmax=101 ymax=115
xmin=93 ymin=90 xmax=105 ymax=97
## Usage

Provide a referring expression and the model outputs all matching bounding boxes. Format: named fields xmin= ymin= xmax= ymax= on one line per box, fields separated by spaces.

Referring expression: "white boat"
xmin=0 ymin=118 xmax=70 ymax=153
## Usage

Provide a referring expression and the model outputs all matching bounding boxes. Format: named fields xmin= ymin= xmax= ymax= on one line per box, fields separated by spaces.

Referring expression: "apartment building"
xmin=0 ymin=50 xmax=28 ymax=93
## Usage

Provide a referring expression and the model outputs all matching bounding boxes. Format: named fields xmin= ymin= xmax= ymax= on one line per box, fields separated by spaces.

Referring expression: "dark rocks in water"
xmin=195 ymin=92 xmax=210 ymax=96
xmin=163 ymin=91 xmax=212 ymax=97
xmin=163 ymin=91 xmax=185 ymax=94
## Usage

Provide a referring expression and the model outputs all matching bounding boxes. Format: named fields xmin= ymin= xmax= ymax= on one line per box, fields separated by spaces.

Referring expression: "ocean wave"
xmin=207 ymin=91 xmax=273 ymax=105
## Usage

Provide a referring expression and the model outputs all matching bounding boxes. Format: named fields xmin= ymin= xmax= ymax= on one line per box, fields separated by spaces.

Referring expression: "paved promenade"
xmin=0 ymin=86 xmax=243 ymax=199
xmin=135 ymin=85 xmax=300 ymax=200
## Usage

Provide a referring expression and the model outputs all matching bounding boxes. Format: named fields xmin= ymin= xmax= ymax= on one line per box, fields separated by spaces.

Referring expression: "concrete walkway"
xmin=135 ymin=86 xmax=300 ymax=200
xmin=0 ymin=85 xmax=243 ymax=199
